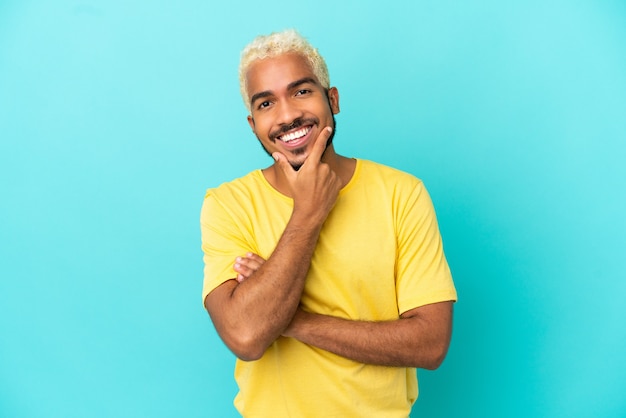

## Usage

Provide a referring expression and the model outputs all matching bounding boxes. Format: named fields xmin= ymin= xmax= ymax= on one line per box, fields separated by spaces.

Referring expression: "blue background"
xmin=1 ymin=1 xmax=625 ymax=417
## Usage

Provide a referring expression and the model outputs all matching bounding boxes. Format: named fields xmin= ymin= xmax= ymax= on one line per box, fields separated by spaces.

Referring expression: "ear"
xmin=327 ymin=87 xmax=340 ymax=115
xmin=247 ymin=115 xmax=255 ymax=132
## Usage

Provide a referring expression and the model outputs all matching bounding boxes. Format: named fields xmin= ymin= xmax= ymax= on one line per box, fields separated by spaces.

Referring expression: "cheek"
xmin=254 ymin=122 xmax=275 ymax=144
xmin=252 ymin=115 xmax=271 ymax=132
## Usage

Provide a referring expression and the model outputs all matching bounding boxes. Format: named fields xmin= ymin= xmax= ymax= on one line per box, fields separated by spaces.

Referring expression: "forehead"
xmin=246 ymin=53 xmax=319 ymax=96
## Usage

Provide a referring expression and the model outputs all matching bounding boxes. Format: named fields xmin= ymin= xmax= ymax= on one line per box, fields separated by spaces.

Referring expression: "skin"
xmin=234 ymin=254 xmax=453 ymax=369
xmin=204 ymin=52 xmax=453 ymax=367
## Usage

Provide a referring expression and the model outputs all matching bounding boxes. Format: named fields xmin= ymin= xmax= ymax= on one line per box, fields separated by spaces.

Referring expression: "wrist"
xmin=287 ymin=211 xmax=325 ymax=234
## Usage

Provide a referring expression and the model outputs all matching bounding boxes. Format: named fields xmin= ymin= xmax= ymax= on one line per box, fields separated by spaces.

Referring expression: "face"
xmin=246 ymin=53 xmax=340 ymax=170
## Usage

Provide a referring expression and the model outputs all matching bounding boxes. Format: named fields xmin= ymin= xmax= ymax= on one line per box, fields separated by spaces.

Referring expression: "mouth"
xmin=276 ymin=125 xmax=313 ymax=146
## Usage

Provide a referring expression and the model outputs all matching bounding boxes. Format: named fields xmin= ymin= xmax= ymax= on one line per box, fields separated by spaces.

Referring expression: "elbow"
xmin=421 ymin=351 xmax=446 ymax=370
xmin=203 ymin=289 xmax=270 ymax=361
xmin=221 ymin=328 xmax=271 ymax=362
xmin=228 ymin=338 xmax=266 ymax=362
xmin=420 ymin=341 xmax=450 ymax=370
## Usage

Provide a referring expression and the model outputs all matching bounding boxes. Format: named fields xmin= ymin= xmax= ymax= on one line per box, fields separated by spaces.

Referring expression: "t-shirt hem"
xmin=398 ymin=289 xmax=458 ymax=315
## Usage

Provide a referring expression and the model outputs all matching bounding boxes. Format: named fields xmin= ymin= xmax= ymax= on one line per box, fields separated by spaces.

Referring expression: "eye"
xmin=257 ymin=100 xmax=271 ymax=110
xmin=295 ymin=89 xmax=311 ymax=96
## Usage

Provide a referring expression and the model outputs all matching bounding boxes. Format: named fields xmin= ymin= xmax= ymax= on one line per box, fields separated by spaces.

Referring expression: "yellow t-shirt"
xmin=201 ymin=159 xmax=457 ymax=417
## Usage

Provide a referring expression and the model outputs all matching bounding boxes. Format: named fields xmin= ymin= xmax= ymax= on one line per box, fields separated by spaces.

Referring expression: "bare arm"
xmin=235 ymin=254 xmax=454 ymax=369
xmin=283 ymin=302 xmax=454 ymax=369
xmin=204 ymin=127 xmax=341 ymax=361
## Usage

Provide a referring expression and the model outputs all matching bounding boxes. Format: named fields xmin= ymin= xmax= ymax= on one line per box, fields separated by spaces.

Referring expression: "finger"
xmin=233 ymin=253 xmax=265 ymax=278
xmin=237 ymin=255 xmax=263 ymax=272
xmin=306 ymin=126 xmax=333 ymax=164
xmin=233 ymin=261 xmax=256 ymax=281
xmin=272 ymin=151 xmax=294 ymax=175
xmin=244 ymin=252 xmax=266 ymax=264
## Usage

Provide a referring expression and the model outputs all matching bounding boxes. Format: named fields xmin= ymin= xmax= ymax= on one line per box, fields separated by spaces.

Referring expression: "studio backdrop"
xmin=1 ymin=1 xmax=625 ymax=417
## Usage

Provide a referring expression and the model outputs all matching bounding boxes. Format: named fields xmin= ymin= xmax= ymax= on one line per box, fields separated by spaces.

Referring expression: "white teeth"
xmin=280 ymin=127 xmax=310 ymax=142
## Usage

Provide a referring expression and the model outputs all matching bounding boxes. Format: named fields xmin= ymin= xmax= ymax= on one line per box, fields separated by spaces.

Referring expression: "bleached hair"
xmin=239 ymin=29 xmax=330 ymax=112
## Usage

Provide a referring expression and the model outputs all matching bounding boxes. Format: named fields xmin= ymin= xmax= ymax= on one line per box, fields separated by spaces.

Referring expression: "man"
xmin=201 ymin=29 xmax=457 ymax=417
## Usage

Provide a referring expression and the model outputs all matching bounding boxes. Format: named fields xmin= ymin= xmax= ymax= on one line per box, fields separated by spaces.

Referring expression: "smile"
xmin=277 ymin=126 xmax=311 ymax=143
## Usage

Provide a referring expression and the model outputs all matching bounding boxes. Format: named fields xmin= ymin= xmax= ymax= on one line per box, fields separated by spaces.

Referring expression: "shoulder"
xmin=356 ymin=159 xmax=424 ymax=191
xmin=204 ymin=170 xmax=266 ymax=202
xmin=201 ymin=170 xmax=270 ymax=223
xmin=351 ymin=160 xmax=435 ymax=218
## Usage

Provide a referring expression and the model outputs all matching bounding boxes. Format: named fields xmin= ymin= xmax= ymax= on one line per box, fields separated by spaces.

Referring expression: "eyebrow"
xmin=288 ymin=77 xmax=319 ymax=90
xmin=250 ymin=77 xmax=320 ymax=107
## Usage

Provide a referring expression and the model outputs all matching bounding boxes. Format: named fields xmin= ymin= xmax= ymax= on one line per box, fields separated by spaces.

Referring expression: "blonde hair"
xmin=239 ymin=29 xmax=330 ymax=111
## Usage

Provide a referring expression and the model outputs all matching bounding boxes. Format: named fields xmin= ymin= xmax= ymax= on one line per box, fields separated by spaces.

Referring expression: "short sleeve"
xmin=395 ymin=181 xmax=457 ymax=314
xmin=200 ymin=191 xmax=253 ymax=303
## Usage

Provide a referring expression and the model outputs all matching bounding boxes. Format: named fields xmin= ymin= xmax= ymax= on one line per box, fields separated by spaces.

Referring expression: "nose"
xmin=275 ymin=99 xmax=303 ymax=127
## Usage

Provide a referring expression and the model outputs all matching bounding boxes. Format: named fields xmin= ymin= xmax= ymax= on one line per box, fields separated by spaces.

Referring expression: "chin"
xmin=286 ymin=147 xmax=308 ymax=170
xmin=288 ymin=157 xmax=305 ymax=171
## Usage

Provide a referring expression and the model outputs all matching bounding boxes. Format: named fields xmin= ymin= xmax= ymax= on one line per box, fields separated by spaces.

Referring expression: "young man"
xmin=201 ymin=29 xmax=457 ymax=417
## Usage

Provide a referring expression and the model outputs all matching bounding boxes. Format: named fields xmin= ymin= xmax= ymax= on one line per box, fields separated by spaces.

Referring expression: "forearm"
xmin=283 ymin=302 xmax=453 ymax=369
xmin=205 ymin=216 xmax=322 ymax=360
xmin=205 ymin=127 xmax=342 ymax=360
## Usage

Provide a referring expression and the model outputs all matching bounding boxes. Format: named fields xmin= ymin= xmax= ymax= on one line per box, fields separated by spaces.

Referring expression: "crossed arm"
xmin=231 ymin=253 xmax=454 ymax=369
xmin=203 ymin=226 xmax=323 ymax=361
xmin=203 ymin=127 xmax=453 ymax=367
xmin=204 ymin=127 xmax=343 ymax=361
xmin=284 ymin=303 xmax=453 ymax=369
